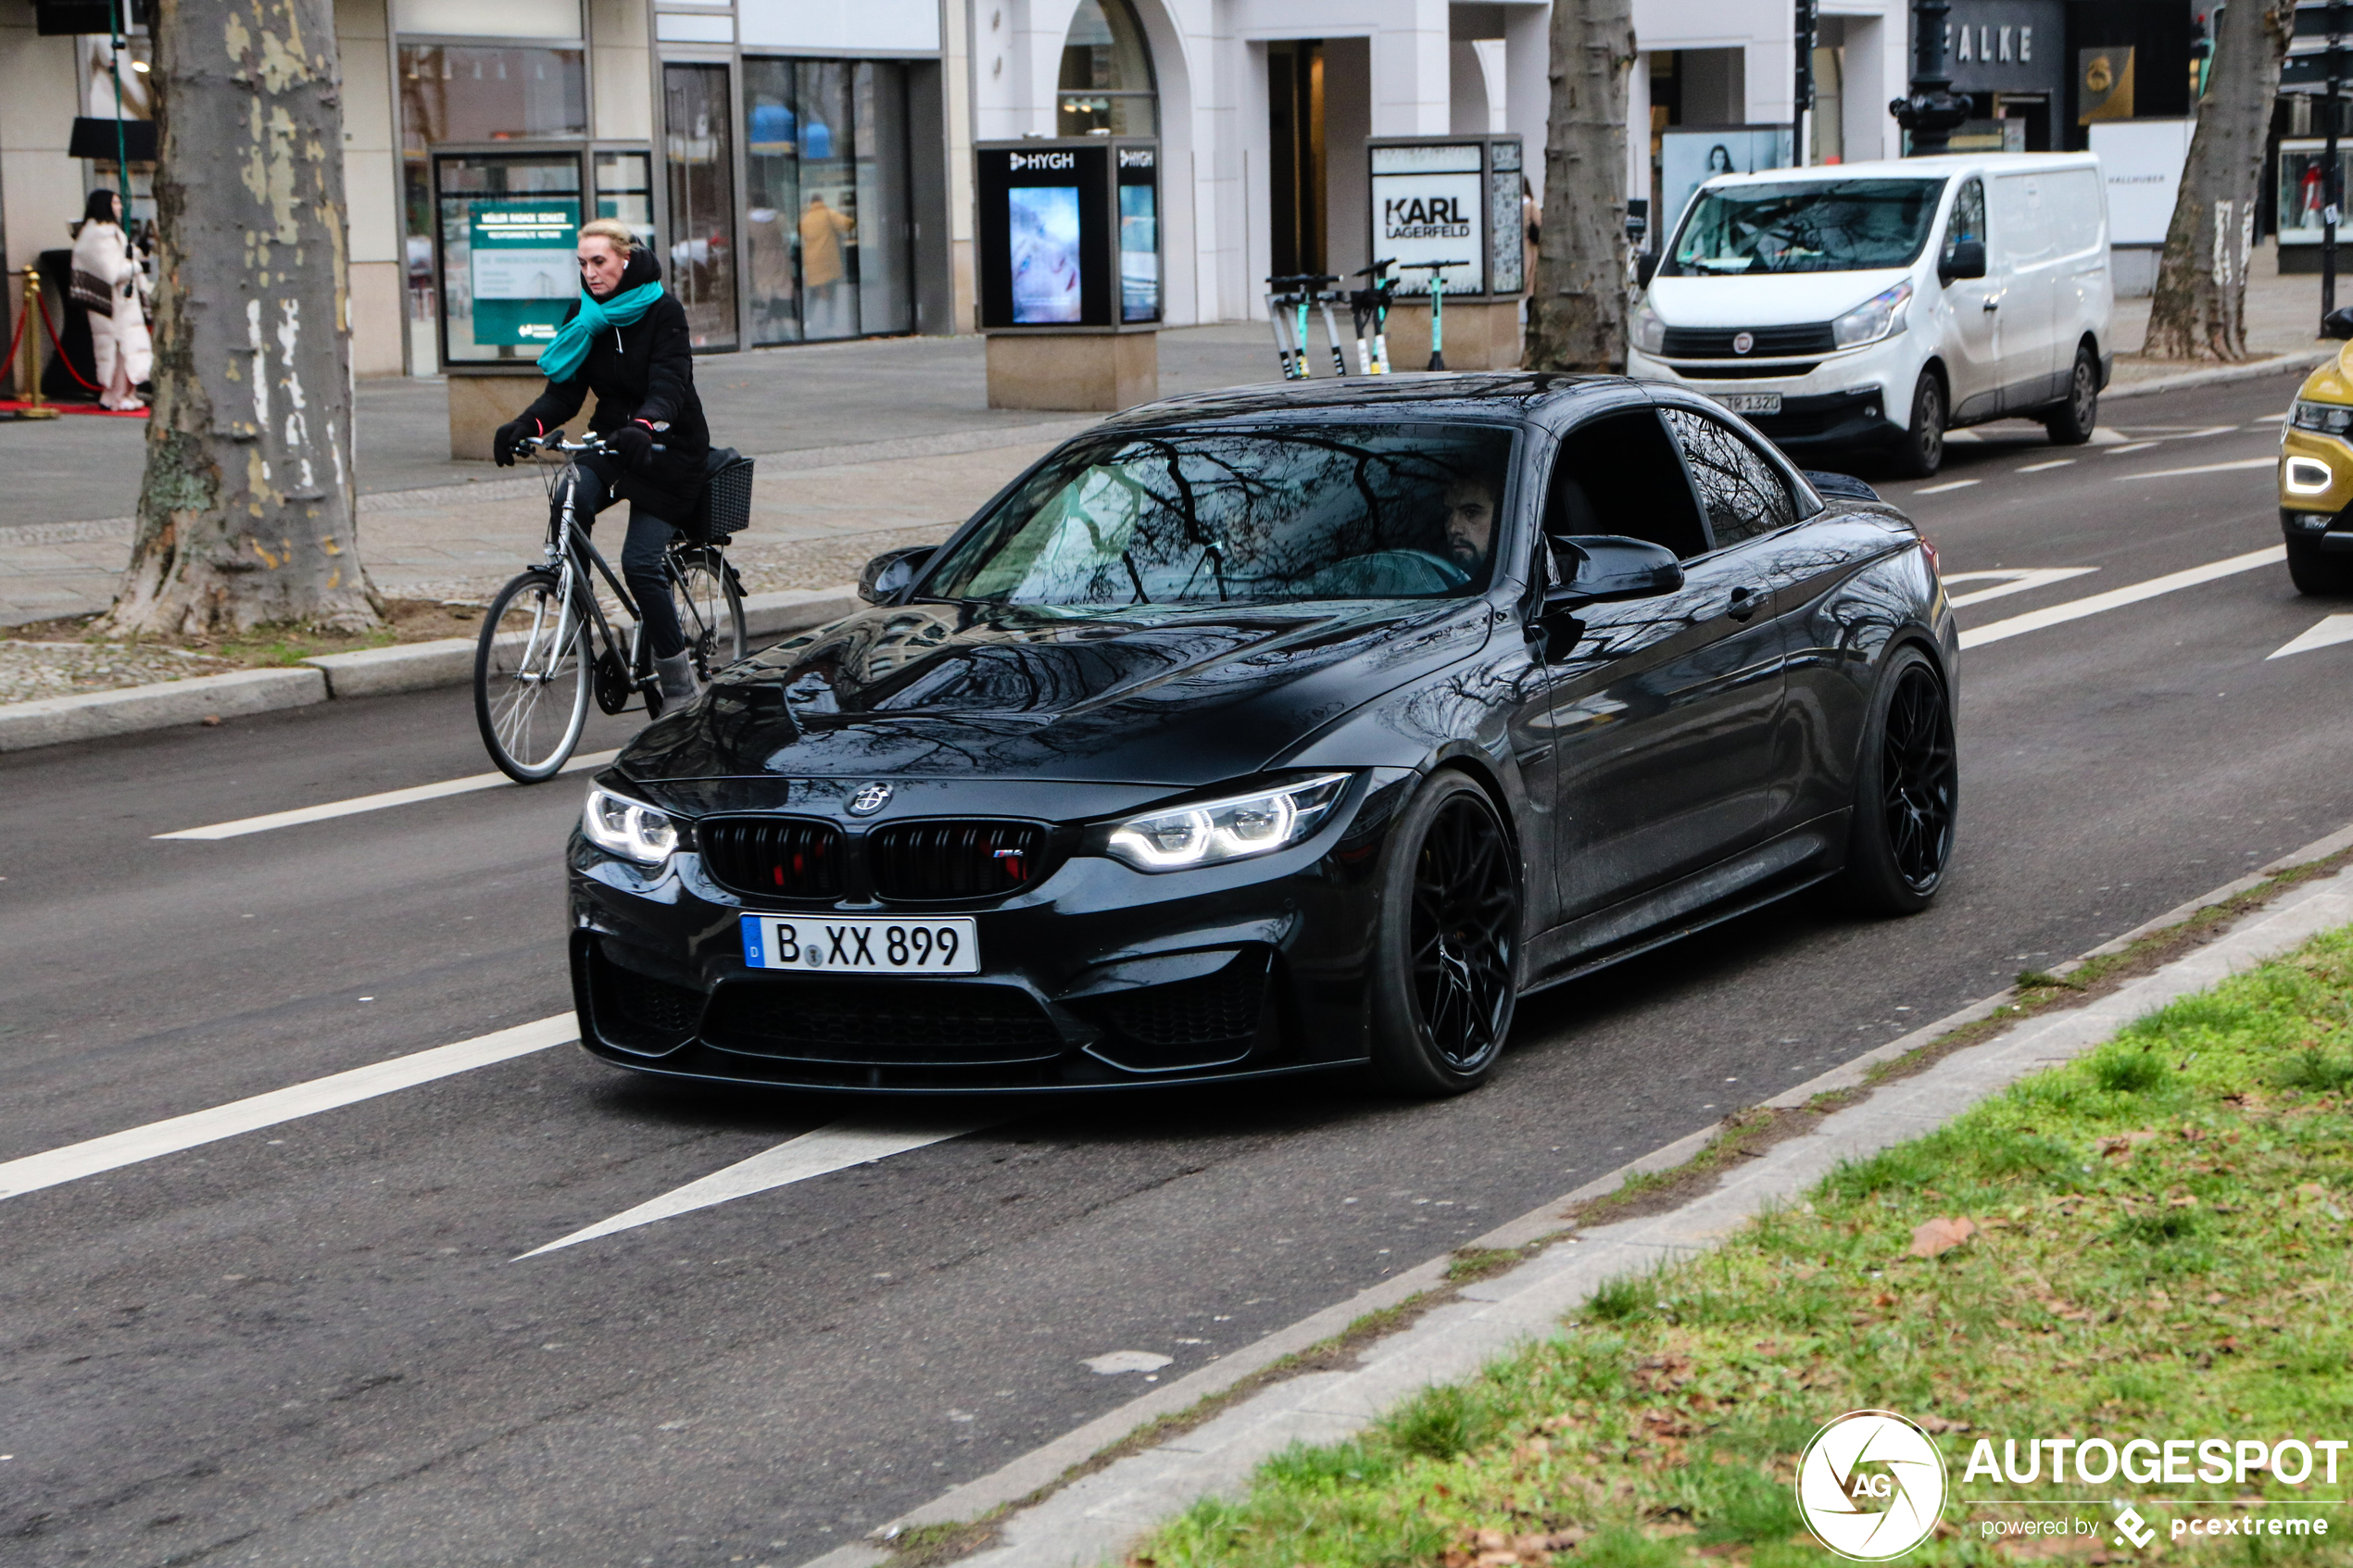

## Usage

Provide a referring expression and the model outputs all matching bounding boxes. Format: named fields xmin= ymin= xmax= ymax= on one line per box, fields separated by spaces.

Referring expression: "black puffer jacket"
xmin=518 ymin=248 xmax=711 ymax=506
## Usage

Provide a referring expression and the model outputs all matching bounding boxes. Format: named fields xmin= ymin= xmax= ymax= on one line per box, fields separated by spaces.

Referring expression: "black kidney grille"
xmin=698 ymin=817 xmax=844 ymax=899
xmin=1660 ymin=323 xmax=1835 ymax=358
xmin=869 ymin=821 xmax=1046 ymax=901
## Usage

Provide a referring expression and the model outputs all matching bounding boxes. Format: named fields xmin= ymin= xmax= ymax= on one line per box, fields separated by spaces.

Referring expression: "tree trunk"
xmin=102 ymin=0 xmax=378 ymax=638
xmin=2145 ymin=0 xmax=2293 ymax=360
xmin=1525 ymin=0 xmax=1635 ymax=371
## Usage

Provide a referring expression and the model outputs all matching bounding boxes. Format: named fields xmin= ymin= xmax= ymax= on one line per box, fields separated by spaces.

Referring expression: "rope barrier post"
xmin=18 ymin=267 xmax=59 ymax=420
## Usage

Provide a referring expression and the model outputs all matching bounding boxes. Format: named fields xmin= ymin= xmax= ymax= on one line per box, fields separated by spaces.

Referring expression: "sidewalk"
xmin=0 ymin=323 xmax=1279 ymax=627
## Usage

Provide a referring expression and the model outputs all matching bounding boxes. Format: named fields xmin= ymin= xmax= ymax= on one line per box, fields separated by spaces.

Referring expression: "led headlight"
xmin=2285 ymin=455 xmax=2337 ymax=495
xmin=1831 ymin=281 xmax=1913 ymax=350
xmin=1104 ymin=774 xmax=1351 ymax=872
xmin=2291 ymin=399 xmax=2353 ymax=436
xmin=1631 ymin=303 xmax=1667 ymax=356
xmin=582 ymin=786 xmax=679 ymax=865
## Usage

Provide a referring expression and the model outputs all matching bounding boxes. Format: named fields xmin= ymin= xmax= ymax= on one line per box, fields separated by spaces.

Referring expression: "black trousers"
xmin=569 ymin=453 xmax=686 ymax=659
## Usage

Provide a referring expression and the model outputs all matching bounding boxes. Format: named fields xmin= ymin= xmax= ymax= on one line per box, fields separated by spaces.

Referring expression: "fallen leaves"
xmin=2096 ymin=1129 xmax=2160 ymax=1159
xmin=1907 ymin=1215 xmax=1979 ymax=1259
xmin=1440 ymin=1526 xmax=1589 ymax=1568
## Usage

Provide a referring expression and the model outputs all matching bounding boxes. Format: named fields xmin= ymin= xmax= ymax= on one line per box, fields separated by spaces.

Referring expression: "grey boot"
xmin=653 ymin=650 xmax=699 ymax=708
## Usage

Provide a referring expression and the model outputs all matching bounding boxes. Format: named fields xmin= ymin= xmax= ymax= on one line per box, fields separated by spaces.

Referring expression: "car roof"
xmin=1094 ymin=372 xmax=1653 ymax=433
xmin=1698 ymin=151 xmax=2099 ymax=189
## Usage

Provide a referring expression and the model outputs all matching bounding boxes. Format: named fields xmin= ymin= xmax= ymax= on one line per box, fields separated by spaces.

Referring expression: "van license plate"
xmin=740 ymin=915 xmax=980 ymax=974
xmin=1720 ymin=394 xmax=1782 ymax=415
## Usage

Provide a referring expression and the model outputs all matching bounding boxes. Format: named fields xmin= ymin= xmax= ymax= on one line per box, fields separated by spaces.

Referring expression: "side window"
xmin=1548 ymin=409 xmax=1710 ymax=561
xmin=1660 ymin=408 xmax=1796 ymax=548
xmin=1943 ymin=178 xmax=1986 ymax=263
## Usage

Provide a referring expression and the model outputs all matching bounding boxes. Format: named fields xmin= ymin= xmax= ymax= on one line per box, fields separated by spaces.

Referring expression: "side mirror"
xmin=1546 ymin=535 xmax=1684 ymax=607
xmin=2326 ymin=306 xmax=2353 ymax=341
xmin=1635 ymin=252 xmax=1658 ymax=288
xmin=1939 ymin=240 xmax=1986 ymax=284
xmin=858 ymin=546 xmax=935 ymax=605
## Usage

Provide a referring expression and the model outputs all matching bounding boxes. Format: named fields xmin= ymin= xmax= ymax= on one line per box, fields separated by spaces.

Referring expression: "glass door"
xmin=664 ymin=63 xmax=739 ymax=349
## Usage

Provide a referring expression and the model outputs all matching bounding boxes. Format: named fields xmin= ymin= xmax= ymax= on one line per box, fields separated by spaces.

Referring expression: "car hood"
xmin=619 ymin=597 xmax=1495 ymax=791
xmin=1645 ymin=267 xmax=1914 ymax=328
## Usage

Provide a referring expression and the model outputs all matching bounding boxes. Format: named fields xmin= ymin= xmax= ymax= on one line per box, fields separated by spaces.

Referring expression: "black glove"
xmin=493 ymin=418 xmax=537 ymax=468
xmin=607 ymin=420 xmax=655 ymax=471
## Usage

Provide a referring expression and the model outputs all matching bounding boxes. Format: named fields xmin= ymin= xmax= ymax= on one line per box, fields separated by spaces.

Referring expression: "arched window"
xmin=1058 ymin=0 xmax=1157 ymax=135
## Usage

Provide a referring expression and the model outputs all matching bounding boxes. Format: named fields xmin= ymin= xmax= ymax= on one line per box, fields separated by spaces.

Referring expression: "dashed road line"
xmin=2114 ymin=457 xmax=2275 ymax=481
xmin=1943 ymin=567 xmax=2098 ymax=608
xmin=2017 ymin=458 xmax=2076 ymax=472
xmin=1915 ymin=479 xmax=1982 ymax=494
xmin=1959 ymin=546 xmax=2285 ymax=649
xmin=2107 ymin=441 xmax=2163 ymax=455
xmin=156 ymin=750 xmax=621 ymax=840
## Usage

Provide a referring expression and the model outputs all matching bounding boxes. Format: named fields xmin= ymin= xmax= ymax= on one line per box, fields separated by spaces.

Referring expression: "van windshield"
xmin=1663 ymin=178 xmax=1947 ymax=276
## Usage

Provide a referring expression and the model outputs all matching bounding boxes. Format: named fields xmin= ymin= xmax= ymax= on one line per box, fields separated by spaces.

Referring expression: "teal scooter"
xmin=1403 ymin=259 xmax=1471 ymax=370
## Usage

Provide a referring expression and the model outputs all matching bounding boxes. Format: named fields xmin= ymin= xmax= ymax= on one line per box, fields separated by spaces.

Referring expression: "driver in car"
xmin=1441 ymin=474 xmax=1497 ymax=575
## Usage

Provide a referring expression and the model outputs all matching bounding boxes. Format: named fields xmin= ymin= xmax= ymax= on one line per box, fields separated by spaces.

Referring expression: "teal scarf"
xmin=535 ymin=281 xmax=663 ymax=383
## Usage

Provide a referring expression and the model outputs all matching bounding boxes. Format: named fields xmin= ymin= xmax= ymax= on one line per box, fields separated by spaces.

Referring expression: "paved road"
xmin=3 ymin=368 xmax=2345 ymax=1568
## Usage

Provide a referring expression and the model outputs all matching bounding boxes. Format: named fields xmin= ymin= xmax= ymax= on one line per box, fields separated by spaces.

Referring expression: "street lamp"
xmin=1890 ymin=0 xmax=1974 ymax=156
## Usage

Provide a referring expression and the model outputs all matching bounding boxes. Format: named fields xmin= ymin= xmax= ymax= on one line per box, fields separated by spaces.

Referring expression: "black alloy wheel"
xmin=1840 ymin=647 xmax=1957 ymax=914
xmin=2044 ymin=345 xmax=2099 ymax=445
xmin=1894 ymin=370 xmax=1945 ymax=479
xmin=1370 ymin=772 xmax=1520 ymax=1094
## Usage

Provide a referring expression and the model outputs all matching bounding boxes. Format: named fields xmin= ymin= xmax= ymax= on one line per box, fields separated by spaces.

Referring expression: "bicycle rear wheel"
xmin=475 ymin=570 xmax=591 ymax=783
xmin=670 ymin=546 xmax=747 ymax=682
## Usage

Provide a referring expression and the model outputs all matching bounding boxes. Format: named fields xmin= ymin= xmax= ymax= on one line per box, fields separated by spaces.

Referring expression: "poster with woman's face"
xmin=1657 ymin=128 xmax=1795 ymax=252
xmin=1010 ymin=185 xmax=1084 ymax=323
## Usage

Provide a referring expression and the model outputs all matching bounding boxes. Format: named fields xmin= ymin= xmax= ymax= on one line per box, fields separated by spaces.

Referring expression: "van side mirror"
xmin=2326 ymin=306 xmax=2353 ymax=341
xmin=858 ymin=546 xmax=935 ymax=605
xmin=1635 ymin=252 xmax=1658 ymax=288
xmin=1939 ymin=240 xmax=1986 ymax=284
xmin=1545 ymin=535 xmax=1684 ymax=607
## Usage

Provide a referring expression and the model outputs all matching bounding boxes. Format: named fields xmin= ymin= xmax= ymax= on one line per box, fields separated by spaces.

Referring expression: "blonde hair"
xmin=578 ymin=218 xmax=639 ymax=254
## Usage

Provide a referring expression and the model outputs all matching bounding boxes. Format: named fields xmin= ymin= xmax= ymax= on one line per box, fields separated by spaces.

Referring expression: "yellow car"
xmin=2283 ymin=343 xmax=2353 ymax=593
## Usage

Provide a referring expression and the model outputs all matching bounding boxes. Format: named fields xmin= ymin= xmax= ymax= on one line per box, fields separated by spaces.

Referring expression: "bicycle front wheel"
xmin=475 ymin=570 xmax=592 ymax=783
xmin=670 ymin=546 xmax=747 ymax=682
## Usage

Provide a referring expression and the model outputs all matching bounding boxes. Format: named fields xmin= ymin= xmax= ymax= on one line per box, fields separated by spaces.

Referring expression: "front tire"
xmin=1368 ymin=772 xmax=1521 ymax=1096
xmin=474 ymin=571 xmax=591 ymax=784
xmin=2043 ymin=345 xmax=2099 ymax=445
xmin=1892 ymin=370 xmax=1945 ymax=479
xmin=2286 ymin=533 xmax=2353 ymax=595
xmin=1839 ymin=647 xmax=1957 ymax=914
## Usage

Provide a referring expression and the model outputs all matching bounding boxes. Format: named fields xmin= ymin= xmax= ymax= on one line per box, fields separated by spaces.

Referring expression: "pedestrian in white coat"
xmin=70 ymin=189 xmax=151 ymax=411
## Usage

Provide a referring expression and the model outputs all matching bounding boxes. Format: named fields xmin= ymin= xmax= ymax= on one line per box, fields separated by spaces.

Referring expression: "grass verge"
xmin=9 ymin=597 xmax=488 ymax=669
xmin=1129 ymin=925 xmax=2353 ymax=1567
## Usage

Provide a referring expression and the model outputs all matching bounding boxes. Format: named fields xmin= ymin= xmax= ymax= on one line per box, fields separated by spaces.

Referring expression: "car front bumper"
xmin=566 ymin=771 xmax=1414 ymax=1092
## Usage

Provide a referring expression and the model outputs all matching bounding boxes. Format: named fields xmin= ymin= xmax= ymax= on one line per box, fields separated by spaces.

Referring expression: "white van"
xmin=1626 ymin=153 xmax=2113 ymax=477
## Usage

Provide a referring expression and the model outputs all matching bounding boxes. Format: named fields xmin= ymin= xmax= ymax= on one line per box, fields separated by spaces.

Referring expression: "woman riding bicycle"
xmin=492 ymin=218 xmax=711 ymax=707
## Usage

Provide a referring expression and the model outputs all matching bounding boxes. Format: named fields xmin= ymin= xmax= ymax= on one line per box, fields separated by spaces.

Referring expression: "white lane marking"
xmin=1943 ymin=567 xmax=2098 ymax=608
xmin=2107 ymin=441 xmax=2163 ymax=455
xmin=156 ymin=750 xmax=622 ymax=840
xmin=2269 ymin=614 xmax=2353 ymax=660
xmin=0 ymin=1015 xmax=575 ymax=1203
xmin=2017 ymin=458 xmax=2076 ymax=472
xmin=2259 ymin=412 xmax=2290 ymax=423
xmin=2114 ymin=457 xmax=2275 ymax=481
xmin=514 ymin=1117 xmax=1000 ymax=1259
xmin=2088 ymin=428 xmax=2129 ymax=445
xmin=2178 ymin=425 xmax=2241 ymax=438
xmin=1914 ymin=479 xmax=1981 ymax=494
xmin=1084 ymin=1350 xmax=1174 ymax=1374
xmin=1960 ymin=546 xmax=2285 ymax=649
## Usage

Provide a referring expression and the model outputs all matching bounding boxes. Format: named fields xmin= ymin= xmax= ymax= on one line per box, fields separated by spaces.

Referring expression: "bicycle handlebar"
xmin=517 ymin=429 xmax=665 ymax=456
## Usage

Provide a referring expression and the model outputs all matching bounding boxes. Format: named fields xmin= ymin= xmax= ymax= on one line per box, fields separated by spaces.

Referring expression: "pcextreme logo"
xmin=1795 ymin=1411 xmax=1949 ymax=1561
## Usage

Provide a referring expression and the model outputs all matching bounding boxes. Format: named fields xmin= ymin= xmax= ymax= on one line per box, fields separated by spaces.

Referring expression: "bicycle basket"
xmin=689 ymin=448 xmax=755 ymax=541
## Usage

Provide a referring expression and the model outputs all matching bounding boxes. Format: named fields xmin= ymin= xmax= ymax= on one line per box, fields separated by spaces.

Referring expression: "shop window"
xmin=666 ymin=63 xmax=738 ymax=350
xmin=1058 ymin=0 xmax=1157 ymax=136
xmin=743 ymin=58 xmax=917 ymax=345
xmin=433 ymin=153 xmax=583 ymax=365
xmin=398 ymin=45 xmax=586 ymax=151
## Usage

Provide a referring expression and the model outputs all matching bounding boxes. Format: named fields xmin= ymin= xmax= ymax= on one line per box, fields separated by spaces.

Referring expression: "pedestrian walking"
xmin=70 ymin=189 xmax=151 ymax=411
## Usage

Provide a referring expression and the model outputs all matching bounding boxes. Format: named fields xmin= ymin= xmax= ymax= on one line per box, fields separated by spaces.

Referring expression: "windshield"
xmin=919 ymin=423 xmax=1516 ymax=607
xmin=1664 ymin=178 xmax=1946 ymax=275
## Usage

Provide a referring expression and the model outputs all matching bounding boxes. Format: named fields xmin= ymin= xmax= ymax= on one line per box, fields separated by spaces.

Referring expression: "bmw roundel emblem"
xmin=848 ymin=782 xmax=894 ymax=816
xmin=1731 ymin=331 xmax=1755 ymax=355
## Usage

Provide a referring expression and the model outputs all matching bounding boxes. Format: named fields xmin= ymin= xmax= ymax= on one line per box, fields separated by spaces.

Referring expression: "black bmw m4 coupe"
xmin=567 ymin=374 xmax=1959 ymax=1096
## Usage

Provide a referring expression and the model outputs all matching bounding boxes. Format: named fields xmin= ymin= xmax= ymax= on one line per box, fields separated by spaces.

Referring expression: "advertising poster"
xmin=2090 ymin=119 xmax=2191 ymax=247
xmin=1371 ymin=144 xmax=1485 ymax=295
xmin=468 ymin=200 xmax=578 ymax=347
xmin=1119 ymin=182 xmax=1159 ymax=323
xmin=1656 ymin=128 xmax=1793 ymax=253
xmin=1010 ymin=185 xmax=1083 ymax=324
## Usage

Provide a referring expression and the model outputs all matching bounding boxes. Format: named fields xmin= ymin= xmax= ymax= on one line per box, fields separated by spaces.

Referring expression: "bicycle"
xmin=1264 ymin=273 xmax=1344 ymax=379
xmin=1402 ymin=258 xmax=1471 ymax=371
xmin=472 ymin=429 xmax=748 ymax=784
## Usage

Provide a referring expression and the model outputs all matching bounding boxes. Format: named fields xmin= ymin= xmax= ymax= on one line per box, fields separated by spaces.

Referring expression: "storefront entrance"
xmin=743 ymin=59 xmax=917 ymax=345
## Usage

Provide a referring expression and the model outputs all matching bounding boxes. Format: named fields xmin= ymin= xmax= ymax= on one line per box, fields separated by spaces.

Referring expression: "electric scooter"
xmin=1402 ymin=258 xmax=1471 ymax=371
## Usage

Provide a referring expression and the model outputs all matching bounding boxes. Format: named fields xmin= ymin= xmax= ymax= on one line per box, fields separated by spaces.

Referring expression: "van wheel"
xmin=2287 ymin=533 xmax=2353 ymax=595
xmin=1893 ymin=371 xmax=1944 ymax=478
xmin=2044 ymin=345 xmax=2099 ymax=445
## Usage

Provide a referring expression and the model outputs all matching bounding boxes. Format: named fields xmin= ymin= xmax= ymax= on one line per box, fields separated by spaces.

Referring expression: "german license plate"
xmin=1718 ymin=393 xmax=1782 ymax=415
xmin=739 ymin=914 xmax=980 ymax=975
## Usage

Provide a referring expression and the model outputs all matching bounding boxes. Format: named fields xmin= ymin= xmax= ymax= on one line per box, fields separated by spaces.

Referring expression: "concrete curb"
xmin=0 ymin=667 xmax=327 ymax=753
xmin=803 ymin=823 xmax=2353 ymax=1568
xmin=0 ymin=585 xmax=859 ymax=746
xmin=2105 ymin=348 xmax=2333 ymax=401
